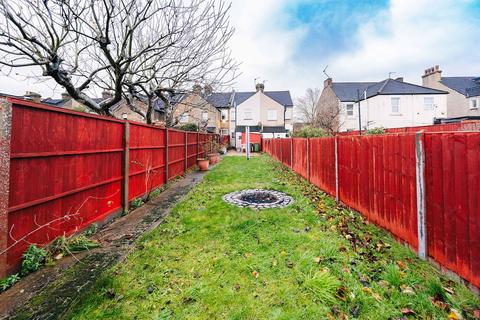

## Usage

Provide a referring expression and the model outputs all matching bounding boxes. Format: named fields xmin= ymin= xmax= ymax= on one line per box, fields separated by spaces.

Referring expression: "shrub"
xmin=21 ymin=244 xmax=47 ymax=276
xmin=177 ymin=123 xmax=198 ymax=132
xmin=365 ymin=127 xmax=385 ymax=135
xmin=292 ymin=126 xmax=329 ymax=138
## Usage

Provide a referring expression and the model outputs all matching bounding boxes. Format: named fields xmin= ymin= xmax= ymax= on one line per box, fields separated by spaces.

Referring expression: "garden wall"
xmin=263 ymin=132 xmax=480 ymax=289
xmin=0 ymin=98 xmax=217 ymax=276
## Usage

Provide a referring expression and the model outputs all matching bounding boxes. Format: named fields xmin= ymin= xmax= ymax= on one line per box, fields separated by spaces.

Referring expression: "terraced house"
xmin=172 ymin=83 xmax=293 ymax=147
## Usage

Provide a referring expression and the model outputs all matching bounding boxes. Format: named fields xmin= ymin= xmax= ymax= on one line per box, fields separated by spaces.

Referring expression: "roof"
xmin=42 ymin=98 xmax=69 ymax=106
xmin=332 ymin=79 xmax=447 ymax=102
xmin=440 ymin=77 xmax=478 ymax=95
xmin=262 ymin=126 xmax=287 ymax=133
xmin=466 ymin=86 xmax=480 ymax=98
xmin=363 ymin=78 xmax=447 ymax=99
xmin=232 ymin=91 xmax=293 ymax=107
xmin=234 ymin=125 xmax=287 ymax=133
xmin=205 ymin=92 xmax=232 ymax=108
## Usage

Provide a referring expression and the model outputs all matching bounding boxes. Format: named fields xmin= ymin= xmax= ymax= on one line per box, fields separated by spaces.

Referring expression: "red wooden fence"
xmin=263 ymin=132 xmax=480 ymax=289
xmin=1 ymin=98 xmax=216 ymax=275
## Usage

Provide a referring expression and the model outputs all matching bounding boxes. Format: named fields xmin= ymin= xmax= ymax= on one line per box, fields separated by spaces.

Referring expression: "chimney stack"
xmin=192 ymin=84 xmax=203 ymax=94
xmin=255 ymin=82 xmax=265 ymax=92
xmin=101 ymin=90 xmax=114 ymax=100
xmin=422 ymin=65 xmax=442 ymax=87
xmin=204 ymin=84 xmax=213 ymax=95
xmin=323 ymin=78 xmax=332 ymax=88
xmin=24 ymin=91 xmax=41 ymax=103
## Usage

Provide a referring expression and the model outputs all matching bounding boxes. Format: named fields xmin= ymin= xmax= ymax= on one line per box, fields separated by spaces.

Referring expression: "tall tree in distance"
xmin=295 ymin=88 xmax=321 ymax=125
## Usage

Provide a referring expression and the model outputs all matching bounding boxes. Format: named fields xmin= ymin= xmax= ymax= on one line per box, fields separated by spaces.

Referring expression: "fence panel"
xmin=292 ymin=138 xmax=308 ymax=179
xmin=309 ymin=137 xmax=336 ymax=196
xmin=3 ymin=98 xmax=218 ymax=275
xmin=7 ymin=100 xmax=124 ymax=272
xmin=424 ymin=132 xmax=480 ymax=288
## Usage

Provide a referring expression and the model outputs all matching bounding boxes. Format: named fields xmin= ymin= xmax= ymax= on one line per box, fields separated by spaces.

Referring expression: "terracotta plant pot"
xmin=207 ymin=153 xmax=220 ymax=165
xmin=197 ymin=158 xmax=210 ymax=171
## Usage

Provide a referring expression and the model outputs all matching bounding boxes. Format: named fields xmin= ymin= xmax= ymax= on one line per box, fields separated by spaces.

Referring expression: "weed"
xmin=21 ymin=244 xmax=47 ymax=276
xmin=49 ymin=235 xmax=100 ymax=256
xmin=0 ymin=273 xmax=20 ymax=292
xmin=301 ymin=270 xmax=340 ymax=304
xmin=130 ymin=198 xmax=145 ymax=209
xmin=84 ymin=223 xmax=98 ymax=237
xmin=383 ymin=263 xmax=402 ymax=287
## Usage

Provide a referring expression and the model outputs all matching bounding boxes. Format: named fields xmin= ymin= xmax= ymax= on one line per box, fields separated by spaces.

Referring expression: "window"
xmin=221 ymin=109 xmax=228 ymax=121
xmin=220 ymin=129 xmax=228 ymax=135
xmin=267 ymin=110 xmax=277 ymax=121
xmin=470 ymin=99 xmax=478 ymax=109
xmin=391 ymin=97 xmax=400 ymax=113
xmin=346 ymin=104 xmax=354 ymax=116
xmin=202 ymin=111 xmax=209 ymax=121
xmin=231 ymin=132 xmax=235 ymax=139
xmin=244 ymin=111 xmax=252 ymax=120
xmin=179 ymin=113 xmax=188 ymax=123
xmin=424 ymin=97 xmax=434 ymax=110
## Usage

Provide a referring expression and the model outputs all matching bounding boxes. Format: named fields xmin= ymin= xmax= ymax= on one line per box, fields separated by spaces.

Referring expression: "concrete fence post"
xmin=196 ymin=131 xmax=200 ymax=160
xmin=122 ymin=121 xmax=130 ymax=213
xmin=165 ymin=127 xmax=169 ymax=182
xmin=334 ymin=136 xmax=339 ymax=203
xmin=0 ymin=99 xmax=12 ymax=277
xmin=415 ymin=131 xmax=427 ymax=259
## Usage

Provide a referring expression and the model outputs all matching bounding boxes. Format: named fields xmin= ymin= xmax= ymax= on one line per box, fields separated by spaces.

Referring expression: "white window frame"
xmin=391 ymin=97 xmax=400 ymax=114
xmin=423 ymin=97 xmax=434 ymax=111
xmin=179 ymin=113 xmax=188 ymax=123
xmin=267 ymin=109 xmax=277 ymax=121
xmin=202 ymin=111 xmax=209 ymax=121
xmin=346 ymin=104 xmax=354 ymax=116
xmin=470 ymin=98 xmax=478 ymax=109
xmin=244 ymin=111 xmax=252 ymax=120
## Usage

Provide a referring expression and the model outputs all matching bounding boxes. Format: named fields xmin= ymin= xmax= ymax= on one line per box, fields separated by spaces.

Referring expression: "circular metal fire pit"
xmin=223 ymin=189 xmax=293 ymax=209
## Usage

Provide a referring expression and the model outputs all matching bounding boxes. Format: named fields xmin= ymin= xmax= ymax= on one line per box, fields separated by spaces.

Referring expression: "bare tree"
xmin=316 ymin=102 xmax=342 ymax=135
xmin=0 ymin=0 xmax=238 ymax=119
xmin=295 ymin=88 xmax=321 ymax=125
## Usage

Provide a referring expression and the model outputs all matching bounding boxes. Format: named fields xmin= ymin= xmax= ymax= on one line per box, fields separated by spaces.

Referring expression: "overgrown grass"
xmin=67 ymin=155 xmax=479 ymax=319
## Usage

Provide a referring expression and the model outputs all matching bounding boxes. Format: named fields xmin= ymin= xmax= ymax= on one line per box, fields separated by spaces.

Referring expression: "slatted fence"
xmin=263 ymin=132 xmax=480 ymax=289
xmin=0 ymin=98 xmax=217 ymax=275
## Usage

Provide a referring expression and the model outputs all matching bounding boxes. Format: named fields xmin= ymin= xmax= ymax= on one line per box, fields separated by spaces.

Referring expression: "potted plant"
xmin=197 ymin=157 xmax=210 ymax=171
xmin=205 ymin=140 xmax=221 ymax=165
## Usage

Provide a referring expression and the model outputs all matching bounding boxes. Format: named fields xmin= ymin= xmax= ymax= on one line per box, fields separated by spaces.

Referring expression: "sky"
xmin=1 ymin=0 xmax=479 ymax=101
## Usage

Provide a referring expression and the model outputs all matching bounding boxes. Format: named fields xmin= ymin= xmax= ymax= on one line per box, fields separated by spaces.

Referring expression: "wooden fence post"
xmin=290 ymin=138 xmax=293 ymax=168
xmin=165 ymin=127 xmax=169 ymax=182
xmin=415 ymin=131 xmax=427 ymax=259
xmin=306 ymin=138 xmax=311 ymax=182
xmin=0 ymin=99 xmax=12 ymax=277
xmin=184 ymin=131 xmax=188 ymax=173
xmin=122 ymin=121 xmax=130 ymax=213
xmin=196 ymin=131 xmax=200 ymax=159
xmin=335 ymin=136 xmax=339 ymax=203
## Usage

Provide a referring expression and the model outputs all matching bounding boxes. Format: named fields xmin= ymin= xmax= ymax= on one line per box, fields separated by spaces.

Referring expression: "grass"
xmin=67 ymin=155 xmax=479 ymax=319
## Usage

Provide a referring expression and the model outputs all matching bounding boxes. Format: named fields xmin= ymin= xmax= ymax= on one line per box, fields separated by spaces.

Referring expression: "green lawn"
xmin=68 ymin=155 xmax=479 ymax=319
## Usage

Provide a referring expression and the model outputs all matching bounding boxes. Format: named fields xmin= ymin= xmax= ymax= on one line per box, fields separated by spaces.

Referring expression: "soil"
xmin=0 ymin=168 xmax=210 ymax=320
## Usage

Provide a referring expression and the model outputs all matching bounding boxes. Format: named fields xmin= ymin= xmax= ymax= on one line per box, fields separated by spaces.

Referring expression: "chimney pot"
xmin=192 ymin=84 xmax=202 ymax=94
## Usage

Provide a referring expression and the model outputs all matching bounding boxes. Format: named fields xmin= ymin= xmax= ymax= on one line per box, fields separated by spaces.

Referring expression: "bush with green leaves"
xmin=21 ymin=244 xmax=47 ymax=276
xmin=365 ymin=127 xmax=385 ymax=135
xmin=292 ymin=126 xmax=329 ymax=138
xmin=0 ymin=273 xmax=20 ymax=292
xmin=177 ymin=123 xmax=198 ymax=132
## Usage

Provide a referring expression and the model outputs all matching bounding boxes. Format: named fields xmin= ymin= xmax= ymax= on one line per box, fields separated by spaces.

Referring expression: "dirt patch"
xmin=0 ymin=169 xmax=209 ymax=320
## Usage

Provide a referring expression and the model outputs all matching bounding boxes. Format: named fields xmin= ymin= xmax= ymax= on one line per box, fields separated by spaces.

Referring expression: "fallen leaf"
xmin=362 ymin=287 xmax=372 ymax=294
xmin=401 ymin=285 xmax=415 ymax=295
xmin=372 ymin=292 xmax=382 ymax=301
xmin=396 ymin=260 xmax=407 ymax=270
xmin=314 ymin=257 xmax=321 ymax=264
xmin=448 ymin=309 xmax=463 ymax=320
xmin=252 ymin=270 xmax=259 ymax=278
xmin=444 ymin=287 xmax=455 ymax=295
xmin=280 ymin=251 xmax=287 ymax=256
xmin=401 ymin=308 xmax=416 ymax=316
xmin=473 ymin=310 xmax=480 ymax=318
xmin=234 ymin=284 xmax=241 ymax=291
xmin=286 ymin=261 xmax=294 ymax=268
